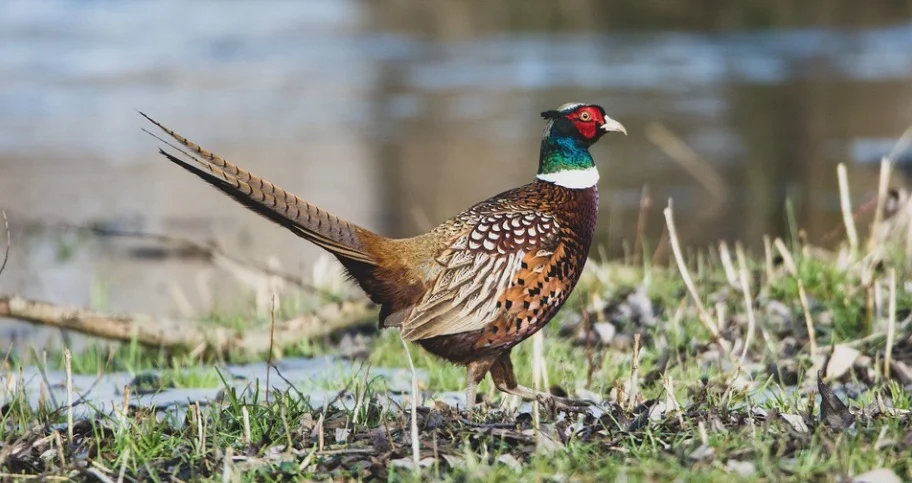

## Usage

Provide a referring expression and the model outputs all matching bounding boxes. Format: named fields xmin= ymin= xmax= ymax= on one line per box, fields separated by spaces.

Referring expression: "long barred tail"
xmin=140 ymin=112 xmax=378 ymax=266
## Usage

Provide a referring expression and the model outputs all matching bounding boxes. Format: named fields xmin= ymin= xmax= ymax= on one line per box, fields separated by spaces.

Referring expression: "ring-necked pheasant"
xmin=141 ymin=102 xmax=626 ymax=410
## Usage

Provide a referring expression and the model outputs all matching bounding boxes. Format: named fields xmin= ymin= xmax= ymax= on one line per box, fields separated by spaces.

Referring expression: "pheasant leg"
xmin=464 ymin=359 xmax=495 ymax=412
xmin=490 ymin=352 xmax=592 ymax=411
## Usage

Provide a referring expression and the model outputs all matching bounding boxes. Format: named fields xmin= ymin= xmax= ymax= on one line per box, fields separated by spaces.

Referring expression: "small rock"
xmin=497 ymin=454 xmax=522 ymax=472
xmin=372 ymin=429 xmax=392 ymax=453
xmin=853 ymin=468 xmax=902 ymax=483
xmin=726 ymin=460 xmax=755 ymax=477
xmin=334 ymin=428 xmax=350 ymax=444
xmin=889 ymin=360 xmax=912 ymax=384
xmin=688 ymin=444 xmax=714 ymax=460
xmin=592 ymin=322 xmax=616 ymax=344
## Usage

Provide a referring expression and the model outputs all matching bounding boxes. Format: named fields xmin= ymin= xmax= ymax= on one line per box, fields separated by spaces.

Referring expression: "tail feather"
xmin=142 ymin=113 xmax=378 ymax=266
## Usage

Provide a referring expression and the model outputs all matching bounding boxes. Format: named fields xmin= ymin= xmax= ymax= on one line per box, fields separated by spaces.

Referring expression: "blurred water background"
xmin=1 ymin=0 xmax=912 ymax=350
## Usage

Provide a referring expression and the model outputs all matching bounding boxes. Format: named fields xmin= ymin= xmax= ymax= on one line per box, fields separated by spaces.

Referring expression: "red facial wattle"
xmin=566 ymin=107 xmax=606 ymax=140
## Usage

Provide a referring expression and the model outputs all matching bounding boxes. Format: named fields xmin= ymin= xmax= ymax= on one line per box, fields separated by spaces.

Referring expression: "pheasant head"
xmin=537 ymin=103 xmax=626 ymax=189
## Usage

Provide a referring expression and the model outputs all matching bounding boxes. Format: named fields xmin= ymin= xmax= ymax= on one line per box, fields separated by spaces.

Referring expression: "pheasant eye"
xmin=579 ymin=111 xmax=591 ymax=121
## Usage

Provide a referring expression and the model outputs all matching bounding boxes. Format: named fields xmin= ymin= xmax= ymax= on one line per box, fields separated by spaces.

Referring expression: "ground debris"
xmin=818 ymin=371 xmax=856 ymax=430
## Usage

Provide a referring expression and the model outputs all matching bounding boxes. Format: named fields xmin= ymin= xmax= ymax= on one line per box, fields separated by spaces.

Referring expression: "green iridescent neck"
xmin=538 ymin=130 xmax=594 ymax=175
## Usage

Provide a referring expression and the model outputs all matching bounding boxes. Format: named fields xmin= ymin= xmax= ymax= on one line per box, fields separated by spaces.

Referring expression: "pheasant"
xmin=140 ymin=102 xmax=626 ymax=410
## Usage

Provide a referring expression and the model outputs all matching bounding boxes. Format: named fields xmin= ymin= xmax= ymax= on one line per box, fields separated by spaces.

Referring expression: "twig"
xmin=886 ymin=269 xmax=897 ymax=377
xmin=398 ymin=334 xmax=420 ymax=470
xmin=837 ymin=163 xmax=859 ymax=257
xmin=887 ymin=125 xmax=912 ymax=162
xmin=663 ymin=201 xmax=720 ymax=339
xmin=76 ymin=224 xmax=341 ymax=300
xmin=532 ymin=330 xmax=544 ymax=435
xmin=266 ymin=293 xmax=278 ymax=404
xmin=0 ymin=294 xmax=374 ymax=357
xmin=0 ymin=210 xmax=9 ymax=278
xmin=645 ymin=123 xmax=728 ymax=202
xmin=65 ymin=349 xmax=73 ymax=443
xmin=773 ymin=238 xmax=818 ymax=358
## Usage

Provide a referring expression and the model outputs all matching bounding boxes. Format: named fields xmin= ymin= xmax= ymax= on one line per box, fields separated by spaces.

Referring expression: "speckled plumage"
xmin=141 ymin=103 xmax=625 ymax=411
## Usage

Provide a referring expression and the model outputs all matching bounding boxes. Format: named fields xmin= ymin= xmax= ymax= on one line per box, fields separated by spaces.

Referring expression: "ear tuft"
xmin=540 ymin=110 xmax=562 ymax=119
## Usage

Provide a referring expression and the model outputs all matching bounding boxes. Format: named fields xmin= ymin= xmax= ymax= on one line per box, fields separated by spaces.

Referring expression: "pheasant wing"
xmin=397 ymin=209 xmax=563 ymax=341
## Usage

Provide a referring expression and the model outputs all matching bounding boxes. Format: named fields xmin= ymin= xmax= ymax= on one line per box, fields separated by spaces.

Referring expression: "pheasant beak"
xmin=599 ymin=117 xmax=627 ymax=136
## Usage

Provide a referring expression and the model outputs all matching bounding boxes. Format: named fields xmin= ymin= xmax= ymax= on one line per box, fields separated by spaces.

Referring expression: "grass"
xmin=4 ymin=181 xmax=912 ymax=480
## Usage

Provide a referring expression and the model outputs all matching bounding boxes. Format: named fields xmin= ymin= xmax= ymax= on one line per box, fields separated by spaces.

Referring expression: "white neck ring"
xmin=536 ymin=167 xmax=600 ymax=189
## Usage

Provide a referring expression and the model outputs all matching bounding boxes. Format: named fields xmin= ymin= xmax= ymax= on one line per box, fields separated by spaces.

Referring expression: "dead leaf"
xmin=825 ymin=344 xmax=860 ymax=380
xmin=779 ymin=413 xmax=809 ymax=433
xmin=818 ymin=372 xmax=855 ymax=430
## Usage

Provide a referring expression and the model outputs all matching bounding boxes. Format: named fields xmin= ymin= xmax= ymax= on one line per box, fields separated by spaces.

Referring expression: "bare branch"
xmin=0 ymin=295 xmax=374 ymax=357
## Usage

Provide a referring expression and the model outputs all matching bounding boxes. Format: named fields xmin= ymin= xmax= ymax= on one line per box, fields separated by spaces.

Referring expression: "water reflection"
xmin=1 ymin=1 xmax=911 ymax=348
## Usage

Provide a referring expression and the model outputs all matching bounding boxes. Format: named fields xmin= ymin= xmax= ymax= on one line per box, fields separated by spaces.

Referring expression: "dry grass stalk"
xmin=645 ymin=123 xmax=728 ymax=202
xmin=532 ymin=330 xmax=544 ymax=433
xmin=837 ymin=163 xmax=859 ymax=257
xmin=698 ymin=421 xmax=709 ymax=446
xmin=763 ymin=234 xmax=775 ymax=283
xmin=194 ymin=402 xmax=205 ymax=452
xmin=868 ymin=159 xmax=893 ymax=251
xmin=398 ymin=334 xmax=421 ymax=469
xmin=117 ymin=448 xmax=130 ymax=483
xmin=64 ymin=348 xmax=73 ymax=443
xmin=886 ymin=269 xmax=897 ymax=377
xmin=715 ymin=302 xmax=726 ymax=334
xmin=222 ymin=446 xmax=233 ymax=483
xmin=634 ymin=184 xmax=652 ymax=265
xmin=266 ymin=293 xmax=278 ymax=404
xmin=53 ymin=430 xmax=65 ymax=467
xmin=773 ymin=238 xmax=818 ymax=358
xmin=663 ymin=202 xmax=720 ymax=339
xmin=279 ymin=399 xmax=293 ymax=452
xmin=119 ymin=384 xmax=131 ymax=432
xmin=663 ymin=375 xmax=684 ymax=427
xmin=241 ymin=406 xmax=251 ymax=445
xmin=628 ymin=333 xmax=641 ymax=411
xmin=735 ymin=244 xmax=758 ymax=364
xmin=719 ymin=241 xmax=739 ymax=288
xmin=316 ymin=412 xmax=325 ymax=452
xmin=0 ymin=210 xmax=9 ymax=279
xmin=87 ymin=467 xmax=116 ymax=483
